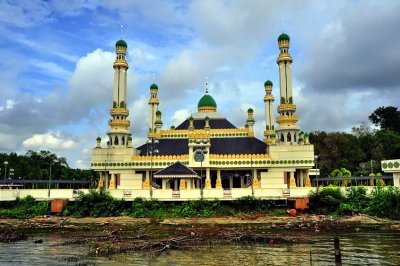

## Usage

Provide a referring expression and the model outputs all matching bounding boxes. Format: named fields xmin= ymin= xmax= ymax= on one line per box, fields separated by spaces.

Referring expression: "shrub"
xmin=308 ymin=187 xmax=344 ymax=214
xmin=63 ymin=190 xmax=125 ymax=217
xmin=369 ymin=186 xmax=400 ymax=220
xmin=0 ymin=196 xmax=49 ymax=219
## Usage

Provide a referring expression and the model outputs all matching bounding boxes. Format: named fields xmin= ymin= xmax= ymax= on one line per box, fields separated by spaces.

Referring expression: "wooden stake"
xmin=334 ymin=236 xmax=342 ymax=263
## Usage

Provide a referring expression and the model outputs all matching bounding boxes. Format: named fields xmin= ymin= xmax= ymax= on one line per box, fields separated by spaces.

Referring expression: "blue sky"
xmin=1 ymin=0 xmax=400 ymax=169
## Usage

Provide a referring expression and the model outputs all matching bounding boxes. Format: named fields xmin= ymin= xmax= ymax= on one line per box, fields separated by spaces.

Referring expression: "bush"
xmin=369 ymin=186 xmax=400 ymax=220
xmin=63 ymin=190 xmax=125 ymax=217
xmin=309 ymin=187 xmax=344 ymax=214
xmin=341 ymin=186 xmax=370 ymax=214
xmin=0 ymin=196 xmax=49 ymax=219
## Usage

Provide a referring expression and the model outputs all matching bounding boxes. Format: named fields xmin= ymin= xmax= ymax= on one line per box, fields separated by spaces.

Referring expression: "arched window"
xmin=114 ymin=136 xmax=119 ymax=145
xmin=294 ymin=133 xmax=297 ymax=142
xmin=122 ymin=136 xmax=125 ymax=145
xmin=287 ymin=132 xmax=292 ymax=142
xmin=281 ymin=133 xmax=285 ymax=142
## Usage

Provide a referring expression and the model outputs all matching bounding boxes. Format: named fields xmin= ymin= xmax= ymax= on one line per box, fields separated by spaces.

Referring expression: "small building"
xmin=91 ymin=34 xmax=315 ymax=200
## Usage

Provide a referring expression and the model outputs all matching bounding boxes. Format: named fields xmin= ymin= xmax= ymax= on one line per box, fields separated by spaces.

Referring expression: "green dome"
xmin=115 ymin=39 xmax=127 ymax=47
xmin=264 ymin=80 xmax=273 ymax=87
xmin=96 ymin=137 xmax=101 ymax=141
xmin=156 ymin=110 xmax=161 ymax=116
xmin=278 ymin=33 xmax=290 ymax=42
xmin=150 ymin=83 xmax=158 ymax=90
xmin=205 ymin=115 xmax=209 ymax=120
xmin=198 ymin=94 xmax=217 ymax=108
xmin=247 ymin=108 xmax=254 ymax=113
xmin=128 ymin=136 xmax=132 ymax=141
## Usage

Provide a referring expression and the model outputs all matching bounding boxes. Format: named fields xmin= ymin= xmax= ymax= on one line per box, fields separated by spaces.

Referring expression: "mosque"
xmin=91 ymin=33 xmax=316 ymax=200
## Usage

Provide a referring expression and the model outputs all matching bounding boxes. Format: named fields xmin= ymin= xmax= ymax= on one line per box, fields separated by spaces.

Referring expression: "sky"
xmin=1 ymin=0 xmax=400 ymax=169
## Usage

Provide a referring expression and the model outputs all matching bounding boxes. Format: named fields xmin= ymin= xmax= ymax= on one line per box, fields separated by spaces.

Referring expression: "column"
xmin=174 ymin=179 xmax=178 ymax=191
xmin=162 ymin=179 xmax=166 ymax=190
xmin=205 ymin=167 xmax=211 ymax=188
xmin=299 ymin=170 xmax=304 ymax=187
xmin=143 ymin=171 xmax=150 ymax=189
xmin=240 ymin=176 xmax=244 ymax=188
xmin=290 ymin=171 xmax=296 ymax=187
xmin=216 ymin=169 xmax=222 ymax=188
xmin=229 ymin=176 xmax=233 ymax=189
xmin=252 ymin=169 xmax=259 ymax=188
xmin=393 ymin=172 xmax=400 ymax=187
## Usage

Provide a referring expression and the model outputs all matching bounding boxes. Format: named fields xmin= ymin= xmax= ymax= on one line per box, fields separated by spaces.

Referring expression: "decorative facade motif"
xmin=91 ymin=34 xmax=315 ymax=200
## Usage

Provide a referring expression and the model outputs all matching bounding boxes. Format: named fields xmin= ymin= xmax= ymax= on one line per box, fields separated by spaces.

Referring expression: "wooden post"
xmin=334 ymin=236 xmax=342 ymax=263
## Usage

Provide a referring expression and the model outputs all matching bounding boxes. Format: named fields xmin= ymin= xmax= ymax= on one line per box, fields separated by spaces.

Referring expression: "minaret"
xmin=154 ymin=110 xmax=163 ymax=133
xmin=246 ymin=108 xmax=255 ymax=133
xmin=263 ymin=80 xmax=276 ymax=144
xmin=107 ymin=39 xmax=131 ymax=147
xmin=275 ymin=33 xmax=300 ymax=144
xmin=148 ymin=83 xmax=159 ymax=134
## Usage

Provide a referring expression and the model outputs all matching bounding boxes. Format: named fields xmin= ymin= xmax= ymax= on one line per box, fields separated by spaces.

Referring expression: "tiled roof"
xmin=154 ymin=161 xmax=199 ymax=179
xmin=210 ymin=137 xmax=268 ymax=154
xmin=175 ymin=118 xmax=237 ymax=130
xmin=136 ymin=139 xmax=188 ymax=156
xmin=136 ymin=137 xmax=268 ymax=156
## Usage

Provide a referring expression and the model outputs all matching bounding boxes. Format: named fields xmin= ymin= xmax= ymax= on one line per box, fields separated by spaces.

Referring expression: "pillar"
xmin=162 ymin=179 xmax=167 ymax=190
xmin=216 ymin=169 xmax=222 ymax=188
xmin=143 ymin=171 xmax=150 ymax=189
xmin=393 ymin=172 xmax=400 ymax=187
xmin=229 ymin=176 xmax=233 ymax=188
xmin=289 ymin=171 xmax=296 ymax=187
xmin=174 ymin=179 xmax=178 ymax=191
xmin=240 ymin=176 xmax=244 ymax=188
xmin=205 ymin=167 xmax=211 ymax=188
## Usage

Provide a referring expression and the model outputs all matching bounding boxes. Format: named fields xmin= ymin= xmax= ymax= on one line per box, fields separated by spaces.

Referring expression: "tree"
xmin=369 ymin=106 xmax=400 ymax=132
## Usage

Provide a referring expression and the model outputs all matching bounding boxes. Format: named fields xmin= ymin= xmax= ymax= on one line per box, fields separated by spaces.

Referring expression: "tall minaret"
xmin=107 ymin=39 xmax=131 ymax=147
xmin=275 ymin=33 xmax=300 ymax=144
xmin=148 ymin=83 xmax=159 ymax=134
xmin=263 ymin=80 xmax=276 ymax=144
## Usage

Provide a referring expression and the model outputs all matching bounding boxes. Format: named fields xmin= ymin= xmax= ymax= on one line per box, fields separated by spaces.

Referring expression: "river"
xmin=0 ymin=231 xmax=399 ymax=265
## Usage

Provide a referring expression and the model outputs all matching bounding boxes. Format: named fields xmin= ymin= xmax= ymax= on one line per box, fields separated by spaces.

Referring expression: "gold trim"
xmin=132 ymin=154 xmax=189 ymax=161
xmin=277 ymin=115 xmax=299 ymax=124
xmin=110 ymin=108 xmax=129 ymax=116
xmin=278 ymin=104 xmax=296 ymax=112
xmin=108 ymin=119 xmax=130 ymax=127
xmin=198 ymin=106 xmax=217 ymax=112
xmin=209 ymin=154 xmax=270 ymax=159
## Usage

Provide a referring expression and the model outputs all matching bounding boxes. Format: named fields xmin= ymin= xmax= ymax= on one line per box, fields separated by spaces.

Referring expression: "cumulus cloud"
xmin=299 ymin=2 xmax=400 ymax=92
xmin=23 ymin=132 xmax=77 ymax=150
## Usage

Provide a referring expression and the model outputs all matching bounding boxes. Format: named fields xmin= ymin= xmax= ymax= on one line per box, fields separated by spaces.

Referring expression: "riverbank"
xmin=1 ymin=214 xmax=399 ymax=256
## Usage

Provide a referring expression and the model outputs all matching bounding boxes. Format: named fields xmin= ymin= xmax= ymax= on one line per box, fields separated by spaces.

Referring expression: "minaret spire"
xmin=275 ymin=33 xmax=300 ymax=144
xmin=107 ymin=38 xmax=131 ymax=147
xmin=205 ymin=77 xmax=209 ymax=94
xmin=263 ymin=79 xmax=276 ymax=144
xmin=148 ymin=81 xmax=159 ymax=135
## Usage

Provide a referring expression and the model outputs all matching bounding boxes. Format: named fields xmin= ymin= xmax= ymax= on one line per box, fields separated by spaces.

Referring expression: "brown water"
xmin=0 ymin=231 xmax=399 ymax=265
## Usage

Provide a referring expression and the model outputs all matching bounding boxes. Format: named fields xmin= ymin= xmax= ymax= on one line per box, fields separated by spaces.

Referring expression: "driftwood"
xmin=64 ymin=226 xmax=304 ymax=256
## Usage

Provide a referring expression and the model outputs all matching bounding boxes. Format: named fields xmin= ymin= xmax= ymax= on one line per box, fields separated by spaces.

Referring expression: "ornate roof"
xmin=198 ymin=94 xmax=217 ymax=108
xmin=153 ymin=161 xmax=199 ymax=179
xmin=175 ymin=118 xmax=236 ymax=130
xmin=115 ymin=39 xmax=127 ymax=47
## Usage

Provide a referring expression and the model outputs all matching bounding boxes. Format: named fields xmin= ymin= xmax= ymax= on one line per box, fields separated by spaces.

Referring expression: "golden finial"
xmin=120 ymin=24 xmax=123 ymax=39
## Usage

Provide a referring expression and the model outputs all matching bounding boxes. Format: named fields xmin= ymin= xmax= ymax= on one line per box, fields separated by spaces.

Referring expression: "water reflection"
xmin=0 ymin=232 xmax=399 ymax=266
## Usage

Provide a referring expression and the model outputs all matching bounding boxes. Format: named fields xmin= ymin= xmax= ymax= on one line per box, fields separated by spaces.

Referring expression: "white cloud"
xmin=22 ymin=132 xmax=77 ymax=150
xmin=170 ymin=109 xmax=191 ymax=127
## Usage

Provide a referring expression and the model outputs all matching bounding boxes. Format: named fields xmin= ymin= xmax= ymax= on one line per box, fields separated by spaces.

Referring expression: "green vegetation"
xmin=63 ymin=190 xmax=126 ymax=217
xmin=0 ymin=196 xmax=49 ymax=219
xmin=311 ymin=106 xmax=400 ymax=177
xmin=0 ymin=150 xmax=97 ymax=180
xmin=63 ymin=192 xmax=275 ymax=218
xmin=309 ymin=186 xmax=400 ymax=220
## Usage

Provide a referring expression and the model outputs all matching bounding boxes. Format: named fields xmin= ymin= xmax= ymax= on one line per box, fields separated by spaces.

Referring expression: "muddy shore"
xmin=1 ymin=214 xmax=399 ymax=255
